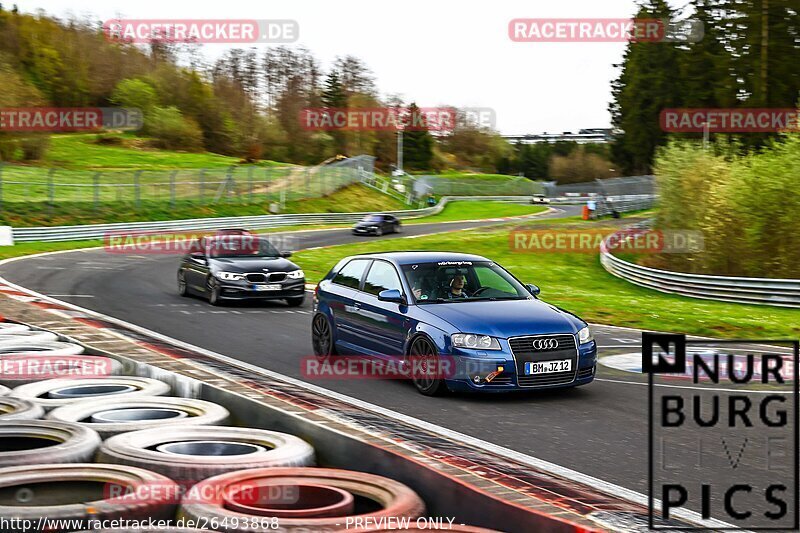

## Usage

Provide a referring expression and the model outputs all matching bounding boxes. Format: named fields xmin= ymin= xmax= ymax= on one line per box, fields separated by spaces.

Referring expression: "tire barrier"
xmin=98 ymin=426 xmax=315 ymax=484
xmin=0 ymin=330 xmax=59 ymax=344
xmin=48 ymin=396 xmax=230 ymax=438
xmin=13 ymin=376 xmax=170 ymax=410
xmin=0 ymin=463 xmax=179 ymax=532
xmin=179 ymin=467 xmax=425 ymax=532
xmin=0 ymin=323 xmax=30 ymax=335
xmin=0 ymin=340 xmax=84 ymax=356
xmin=0 ymin=319 xmax=525 ymax=532
xmin=0 ymin=420 xmax=100 ymax=466
xmin=0 ymin=396 xmax=44 ymax=420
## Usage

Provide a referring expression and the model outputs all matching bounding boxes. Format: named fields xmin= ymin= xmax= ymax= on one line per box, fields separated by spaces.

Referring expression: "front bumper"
xmin=443 ymin=339 xmax=597 ymax=392
xmin=216 ymin=279 xmax=306 ymax=300
xmin=352 ymin=227 xmax=378 ymax=235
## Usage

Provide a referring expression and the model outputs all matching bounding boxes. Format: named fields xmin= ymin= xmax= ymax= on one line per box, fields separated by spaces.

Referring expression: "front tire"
xmin=312 ymin=313 xmax=336 ymax=358
xmin=207 ymin=278 xmax=222 ymax=306
xmin=177 ymin=272 xmax=188 ymax=297
xmin=409 ymin=337 xmax=447 ymax=396
xmin=375 ymin=227 xmax=383 ymax=237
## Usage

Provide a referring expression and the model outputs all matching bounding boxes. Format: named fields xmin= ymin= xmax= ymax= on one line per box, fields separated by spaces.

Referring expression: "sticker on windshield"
xmin=437 ymin=261 xmax=473 ymax=266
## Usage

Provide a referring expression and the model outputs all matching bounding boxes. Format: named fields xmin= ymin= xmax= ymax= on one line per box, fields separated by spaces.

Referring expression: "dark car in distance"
xmin=178 ymin=235 xmax=305 ymax=306
xmin=352 ymin=214 xmax=401 ymax=236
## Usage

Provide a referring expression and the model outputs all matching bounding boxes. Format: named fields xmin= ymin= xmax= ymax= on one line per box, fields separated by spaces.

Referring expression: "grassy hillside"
xmin=40 ymin=134 xmax=289 ymax=170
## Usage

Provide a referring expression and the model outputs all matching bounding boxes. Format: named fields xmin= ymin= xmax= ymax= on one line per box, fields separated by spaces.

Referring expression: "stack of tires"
xmin=0 ymin=319 xmax=499 ymax=532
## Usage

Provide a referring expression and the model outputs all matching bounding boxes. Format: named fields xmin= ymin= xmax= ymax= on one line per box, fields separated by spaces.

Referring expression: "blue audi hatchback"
xmin=311 ymin=252 xmax=597 ymax=395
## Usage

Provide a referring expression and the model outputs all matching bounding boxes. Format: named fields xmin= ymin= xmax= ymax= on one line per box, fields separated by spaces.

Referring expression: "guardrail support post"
xmin=134 ymin=170 xmax=142 ymax=211
xmin=248 ymin=167 xmax=254 ymax=204
xmin=48 ymin=168 xmax=55 ymax=215
xmin=0 ymin=163 xmax=3 ymax=214
xmin=93 ymin=172 xmax=100 ymax=212
xmin=198 ymin=169 xmax=206 ymax=204
xmin=170 ymin=170 xmax=177 ymax=208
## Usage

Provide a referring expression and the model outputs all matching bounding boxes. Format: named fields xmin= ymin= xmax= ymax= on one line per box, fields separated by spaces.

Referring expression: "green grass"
xmin=0 ymin=240 xmax=102 ymax=262
xmin=292 ymin=222 xmax=800 ymax=339
xmin=405 ymin=202 xmax=547 ymax=224
xmin=42 ymin=134 xmax=287 ymax=170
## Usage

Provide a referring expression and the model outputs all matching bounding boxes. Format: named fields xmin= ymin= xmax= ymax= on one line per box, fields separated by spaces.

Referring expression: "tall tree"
xmin=402 ymin=102 xmax=434 ymax=170
xmin=610 ymin=0 xmax=683 ymax=173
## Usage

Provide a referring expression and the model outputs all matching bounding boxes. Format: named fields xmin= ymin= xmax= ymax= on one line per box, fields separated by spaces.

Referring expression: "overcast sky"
xmin=15 ymin=0 xmax=690 ymax=134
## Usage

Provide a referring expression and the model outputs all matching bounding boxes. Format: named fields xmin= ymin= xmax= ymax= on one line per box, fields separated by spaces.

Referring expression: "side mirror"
xmin=280 ymin=251 xmax=293 ymax=258
xmin=378 ymin=289 xmax=405 ymax=304
xmin=525 ymin=284 xmax=541 ymax=297
xmin=190 ymin=252 xmax=207 ymax=264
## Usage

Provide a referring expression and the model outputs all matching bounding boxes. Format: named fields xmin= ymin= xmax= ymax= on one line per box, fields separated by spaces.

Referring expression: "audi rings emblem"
xmin=532 ymin=338 xmax=558 ymax=350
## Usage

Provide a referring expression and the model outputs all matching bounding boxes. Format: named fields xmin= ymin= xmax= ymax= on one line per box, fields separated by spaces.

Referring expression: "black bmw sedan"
xmin=178 ymin=235 xmax=305 ymax=306
xmin=351 ymin=214 xmax=401 ymax=236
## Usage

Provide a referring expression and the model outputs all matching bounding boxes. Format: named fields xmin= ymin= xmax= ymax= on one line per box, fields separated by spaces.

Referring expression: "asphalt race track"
xmin=1 ymin=208 xmax=794 ymax=517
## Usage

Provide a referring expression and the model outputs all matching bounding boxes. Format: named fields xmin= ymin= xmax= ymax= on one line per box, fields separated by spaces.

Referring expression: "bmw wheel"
xmin=312 ymin=314 xmax=336 ymax=358
xmin=207 ymin=278 xmax=222 ymax=306
xmin=177 ymin=272 xmax=188 ymax=297
xmin=375 ymin=227 xmax=383 ymax=237
xmin=410 ymin=337 xmax=447 ymax=396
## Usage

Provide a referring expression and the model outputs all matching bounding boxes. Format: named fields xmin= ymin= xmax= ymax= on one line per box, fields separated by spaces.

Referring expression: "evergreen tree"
xmin=322 ymin=71 xmax=347 ymax=155
xmin=402 ymin=103 xmax=434 ymax=170
xmin=610 ymin=0 xmax=682 ymax=173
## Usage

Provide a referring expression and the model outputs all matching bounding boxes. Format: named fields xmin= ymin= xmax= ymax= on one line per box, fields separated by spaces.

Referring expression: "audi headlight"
xmin=217 ymin=272 xmax=245 ymax=281
xmin=452 ymin=333 xmax=501 ymax=350
xmin=287 ymin=270 xmax=305 ymax=279
xmin=578 ymin=326 xmax=594 ymax=344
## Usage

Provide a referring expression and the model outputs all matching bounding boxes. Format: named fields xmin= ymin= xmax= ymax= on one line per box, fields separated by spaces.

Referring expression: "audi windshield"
xmin=401 ymin=261 xmax=530 ymax=303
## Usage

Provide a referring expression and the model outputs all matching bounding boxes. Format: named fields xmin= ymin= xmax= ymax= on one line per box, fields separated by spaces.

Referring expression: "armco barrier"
xmin=10 ymin=194 xmax=655 ymax=243
xmin=9 ymin=196 xmax=534 ymax=243
xmin=600 ymin=237 xmax=800 ymax=308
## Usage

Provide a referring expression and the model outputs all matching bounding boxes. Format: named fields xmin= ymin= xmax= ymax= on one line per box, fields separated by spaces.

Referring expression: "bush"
xmin=19 ymin=135 xmax=50 ymax=160
xmin=146 ymin=107 xmax=203 ymax=151
xmin=654 ymin=136 xmax=800 ymax=278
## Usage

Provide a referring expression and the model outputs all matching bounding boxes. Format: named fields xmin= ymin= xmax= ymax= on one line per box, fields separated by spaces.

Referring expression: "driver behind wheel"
xmin=444 ymin=273 xmax=468 ymax=299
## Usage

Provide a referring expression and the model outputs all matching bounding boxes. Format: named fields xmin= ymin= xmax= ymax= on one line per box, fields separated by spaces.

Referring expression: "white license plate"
xmin=525 ymin=359 xmax=572 ymax=375
xmin=253 ymin=284 xmax=281 ymax=291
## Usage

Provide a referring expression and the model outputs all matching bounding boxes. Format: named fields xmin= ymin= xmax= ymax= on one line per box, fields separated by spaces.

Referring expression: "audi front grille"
xmin=508 ymin=333 xmax=578 ymax=387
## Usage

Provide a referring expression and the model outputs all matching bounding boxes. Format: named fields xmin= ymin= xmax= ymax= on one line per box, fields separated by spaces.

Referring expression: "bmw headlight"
xmin=578 ymin=326 xmax=594 ymax=344
xmin=217 ymin=272 xmax=245 ymax=281
xmin=452 ymin=333 xmax=501 ymax=350
xmin=287 ymin=270 xmax=305 ymax=279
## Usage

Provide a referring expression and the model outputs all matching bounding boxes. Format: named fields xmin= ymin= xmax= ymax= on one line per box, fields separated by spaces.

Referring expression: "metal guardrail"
xmin=600 ymin=232 xmax=800 ymax=308
xmin=9 ymin=195 xmax=536 ymax=242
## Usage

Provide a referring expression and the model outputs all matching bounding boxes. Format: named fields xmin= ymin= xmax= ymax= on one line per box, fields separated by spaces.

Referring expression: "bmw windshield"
xmin=206 ymin=237 xmax=280 ymax=258
xmin=401 ymin=261 xmax=530 ymax=303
